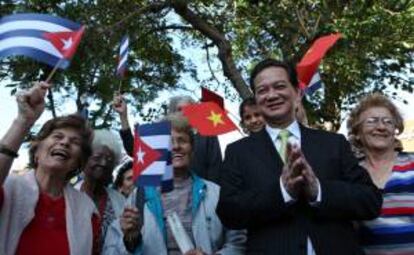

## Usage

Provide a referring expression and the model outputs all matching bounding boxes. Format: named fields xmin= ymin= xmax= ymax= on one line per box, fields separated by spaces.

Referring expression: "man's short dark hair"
xmin=239 ymin=97 xmax=257 ymax=120
xmin=249 ymin=59 xmax=299 ymax=92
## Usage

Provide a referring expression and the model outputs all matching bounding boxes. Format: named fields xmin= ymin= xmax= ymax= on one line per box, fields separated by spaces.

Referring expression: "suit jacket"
xmin=216 ymin=125 xmax=382 ymax=255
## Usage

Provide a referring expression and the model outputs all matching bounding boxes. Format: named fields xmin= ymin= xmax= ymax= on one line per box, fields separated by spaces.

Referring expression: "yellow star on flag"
xmin=207 ymin=111 xmax=225 ymax=127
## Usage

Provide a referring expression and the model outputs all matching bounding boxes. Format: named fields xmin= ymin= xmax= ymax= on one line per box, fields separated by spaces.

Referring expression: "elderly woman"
xmin=77 ymin=129 xmax=129 ymax=253
xmin=104 ymin=113 xmax=246 ymax=255
xmin=347 ymin=93 xmax=413 ymax=254
xmin=0 ymin=82 xmax=98 ymax=255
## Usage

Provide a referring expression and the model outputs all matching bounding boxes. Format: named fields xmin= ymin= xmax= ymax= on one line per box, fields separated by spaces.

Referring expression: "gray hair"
xmin=92 ymin=129 xmax=123 ymax=165
xmin=168 ymin=95 xmax=195 ymax=114
xmin=165 ymin=113 xmax=195 ymax=147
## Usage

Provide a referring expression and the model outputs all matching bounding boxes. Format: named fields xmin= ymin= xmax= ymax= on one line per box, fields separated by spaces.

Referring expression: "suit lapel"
xmin=251 ymin=128 xmax=285 ymax=175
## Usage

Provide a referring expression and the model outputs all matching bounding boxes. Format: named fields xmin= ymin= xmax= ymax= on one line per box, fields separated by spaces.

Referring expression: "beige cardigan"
xmin=0 ymin=170 xmax=97 ymax=255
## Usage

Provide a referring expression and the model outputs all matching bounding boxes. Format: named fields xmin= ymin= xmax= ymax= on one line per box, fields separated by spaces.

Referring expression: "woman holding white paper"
xmin=104 ymin=113 xmax=246 ymax=255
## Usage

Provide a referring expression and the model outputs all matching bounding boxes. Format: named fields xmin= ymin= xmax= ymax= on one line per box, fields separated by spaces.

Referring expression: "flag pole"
xmin=226 ymin=110 xmax=244 ymax=136
xmin=45 ymin=58 xmax=63 ymax=83
xmin=118 ymin=79 xmax=122 ymax=93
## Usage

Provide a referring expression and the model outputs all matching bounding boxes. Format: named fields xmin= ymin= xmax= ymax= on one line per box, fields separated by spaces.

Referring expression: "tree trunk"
xmin=171 ymin=1 xmax=252 ymax=99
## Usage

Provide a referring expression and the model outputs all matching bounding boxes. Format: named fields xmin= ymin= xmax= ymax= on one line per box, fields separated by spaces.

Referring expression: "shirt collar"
xmin=265 ymin=120 xmax=301 ymax=142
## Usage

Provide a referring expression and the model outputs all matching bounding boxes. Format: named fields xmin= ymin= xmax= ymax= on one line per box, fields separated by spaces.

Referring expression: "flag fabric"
xmin=133 ymin=122 xmax=172 ymax=188
xmin=43 ymin=25 xmax=85 ymax=59
xmin=116 ymin=35 xmax=129 ymax=77
xmin=181 ymin=102 xmax=237 ymax=136
xmin=0 ymin=13 xmax=83 ymax=69
xmin=296 ymin=33 xmax=341 ymax=89
xmin=201 ymin=87 xmax=224 ymax=110
xmin=304 ymin=71 xmax=323 ymax=95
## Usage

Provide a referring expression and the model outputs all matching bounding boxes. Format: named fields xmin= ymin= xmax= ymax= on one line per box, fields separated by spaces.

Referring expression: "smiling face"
xmin=241 ymin=104 xmax=265 ymax=133
xmin=119 ymin=169 xmax=134 ymax=196
xmin=358 ymin=106 xmax=396 ymax=153
xmin=83 ymin=145 xmax=116 ymax=185
xmin=254 ymin=66 xmax=299 ymax=128
xmin=35 ymin=127 xmax=83 ymax=178
xmin=171 ymin=128 xmax=192 ymax=173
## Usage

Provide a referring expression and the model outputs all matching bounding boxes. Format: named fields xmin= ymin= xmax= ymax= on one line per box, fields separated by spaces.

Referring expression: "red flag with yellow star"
xmin=181 ymin=102 xmax=237 ymax=136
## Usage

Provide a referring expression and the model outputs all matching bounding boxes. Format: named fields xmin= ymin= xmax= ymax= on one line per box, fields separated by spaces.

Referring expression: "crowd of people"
xmin=0 ymin=58 xmax=412 ymax=255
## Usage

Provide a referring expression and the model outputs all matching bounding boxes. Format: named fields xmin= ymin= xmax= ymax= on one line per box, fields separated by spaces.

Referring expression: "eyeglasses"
xmin=361 ymin=117 xmax=395 ymax=128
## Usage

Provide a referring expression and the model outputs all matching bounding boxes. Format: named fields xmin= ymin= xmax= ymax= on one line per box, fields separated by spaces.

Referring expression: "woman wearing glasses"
xmin=347 ymin=93 xmax=413 ymax=255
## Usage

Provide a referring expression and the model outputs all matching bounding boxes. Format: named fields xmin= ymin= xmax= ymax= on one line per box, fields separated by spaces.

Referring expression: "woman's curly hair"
xmin=346 ymin=93 xmax=404 ymax=157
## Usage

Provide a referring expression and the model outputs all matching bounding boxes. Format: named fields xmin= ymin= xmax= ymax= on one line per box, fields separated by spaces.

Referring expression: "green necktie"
xmin=277 ymin=129 xmax=290 ymax=163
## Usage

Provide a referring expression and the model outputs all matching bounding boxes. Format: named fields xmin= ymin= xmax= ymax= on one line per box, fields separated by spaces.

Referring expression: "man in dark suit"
xmin=216 ymin=59 xmax=382 ymax=255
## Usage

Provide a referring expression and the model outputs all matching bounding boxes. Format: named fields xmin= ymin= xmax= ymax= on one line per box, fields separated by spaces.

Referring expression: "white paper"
xmin=166 ymin=212 xmax=194 ymax=254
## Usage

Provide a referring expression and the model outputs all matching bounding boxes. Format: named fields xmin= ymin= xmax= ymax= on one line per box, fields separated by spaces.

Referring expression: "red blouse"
xmin=0 ymin=187 xmax=99 ymax=255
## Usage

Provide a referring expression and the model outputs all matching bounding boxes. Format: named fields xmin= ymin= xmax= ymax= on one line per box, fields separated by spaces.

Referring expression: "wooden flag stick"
xmin=45 ymin=58 xmax=64 ymax=83
xmin=226 ymin=110 xmax=244 ymax=135
xmin=118 ymin=80 xmax=123 ymax=93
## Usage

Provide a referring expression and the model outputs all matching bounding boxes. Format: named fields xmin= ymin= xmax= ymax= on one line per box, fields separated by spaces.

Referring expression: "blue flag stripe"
xmin=137 ymin=122 xmax=171 ymax=136
xmin=0 ymin=47 xmax=69 ymax=68
xmin=137 ymin=175 xmax=163 ymax=186
xmin=0 ymin=30 xmax=47 ymax=40
xmin=0 ymin=13 xmax=81 ymax=30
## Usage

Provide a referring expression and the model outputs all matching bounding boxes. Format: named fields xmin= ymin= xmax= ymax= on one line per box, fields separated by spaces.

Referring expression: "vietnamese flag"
xmin=201 ymin=87 xmax=225 ymax=110
xmin=296 ymin=33 xmax=341 ymax=88
xmin=181 ymin=102 xmax=237 ymax=136
xmin=43 ymin=25 xmax=85 ymax=59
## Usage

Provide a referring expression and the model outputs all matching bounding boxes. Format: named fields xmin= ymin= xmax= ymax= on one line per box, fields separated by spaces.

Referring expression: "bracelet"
xmin=0 ymin=145 xmax=19 ymax=158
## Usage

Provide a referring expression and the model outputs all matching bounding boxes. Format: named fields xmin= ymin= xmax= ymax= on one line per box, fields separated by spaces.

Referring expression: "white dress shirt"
xmin=265 ymin=120 xmax=321 ymax=255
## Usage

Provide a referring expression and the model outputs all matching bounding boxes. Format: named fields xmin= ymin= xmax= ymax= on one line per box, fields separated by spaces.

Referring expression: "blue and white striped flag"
xmin=133 ymin=121 xmax=172 ymax=190
xmin=0 ymin=13 xmax=83 ymax=69
xmin=305 ymin=71 xmax=323 ymax=95
xmin=116 ymin=35 xmax=129 ymax=77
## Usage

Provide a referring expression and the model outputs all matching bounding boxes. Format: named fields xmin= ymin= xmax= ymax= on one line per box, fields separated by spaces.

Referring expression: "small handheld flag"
xmin=181 ymin=102 xmax=237 ymax=136
xmin=0 ymin=13 xmax=84 ymax=69
xmin=297 ymin=33 xmax=341 ymax=93
xmin=133 ymin=122 xmax=172 ymax=188
xmin=116 ymin=35 xmax=129 ymax=77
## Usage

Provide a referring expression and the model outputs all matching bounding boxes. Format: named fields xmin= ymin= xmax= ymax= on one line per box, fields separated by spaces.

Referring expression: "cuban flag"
xmin=133 ymin=122 xmax=173 ymax=191
xmin=116 ymin=35 xmax=129 ymax=77
xmin=0 ymin=13 xmax=84 ymax=69
xmin=305 ymin=71 xmax=323 ymax=95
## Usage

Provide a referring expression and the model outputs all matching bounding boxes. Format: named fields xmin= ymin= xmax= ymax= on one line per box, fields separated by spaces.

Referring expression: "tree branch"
xmin=171 ymin=0 xmax=252 ymax=99
xmin=295 ymin=7 xmax=311 ymax=39
xmin=153 ymin=24 xmax=193 ymax=31
xmin=97 ymin=2 xmax=170 ymax=35
xmin=205 ymin=43 xmax=222 ymax=88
